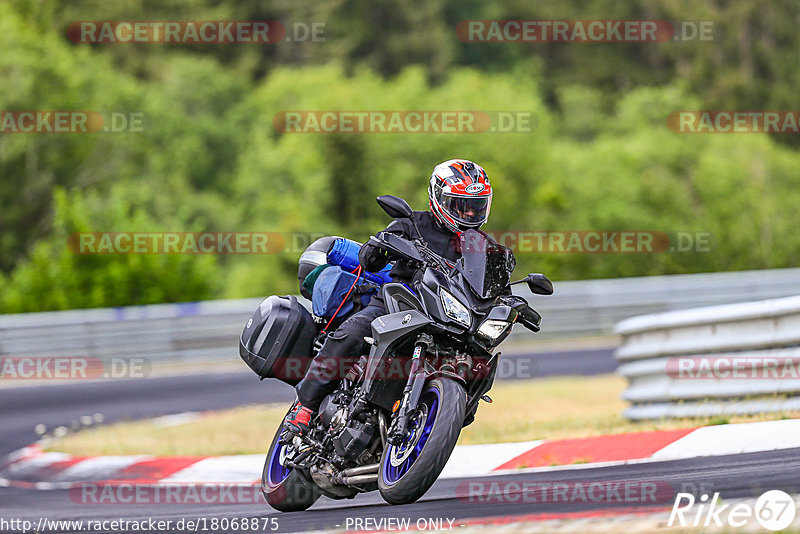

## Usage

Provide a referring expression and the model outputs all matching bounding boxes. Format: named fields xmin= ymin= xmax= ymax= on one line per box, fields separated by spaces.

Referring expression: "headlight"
xmin=439 ymin=289 xmax=471 ymax=327
xmin=477 ymin=319 xmax=511 ymax=340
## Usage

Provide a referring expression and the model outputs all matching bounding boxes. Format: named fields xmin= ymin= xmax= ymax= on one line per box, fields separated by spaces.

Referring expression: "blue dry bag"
xmin=327 ymin=238 xmax=393 ymax=285
xmin=311 ymin=266 xmax=379 ymax=319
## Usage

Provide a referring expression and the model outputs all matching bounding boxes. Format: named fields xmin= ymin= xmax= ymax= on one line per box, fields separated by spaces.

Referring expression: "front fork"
xmin=387 ymin=333 xmax=432 ymax=445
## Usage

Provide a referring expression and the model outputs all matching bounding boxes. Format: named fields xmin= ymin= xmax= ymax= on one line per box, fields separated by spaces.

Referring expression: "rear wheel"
xmin=378 ymin=378 xmax=466 ymax=505
xmin=261 ymin=410 xmax=321 ymax=512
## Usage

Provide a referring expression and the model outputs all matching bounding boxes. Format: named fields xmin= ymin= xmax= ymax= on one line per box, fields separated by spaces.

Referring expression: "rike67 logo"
xmin=668 ymin=490 xmax=797 ymax=531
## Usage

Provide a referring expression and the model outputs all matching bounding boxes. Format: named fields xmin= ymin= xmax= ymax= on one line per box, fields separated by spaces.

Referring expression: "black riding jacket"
xmin=359 ymin=211 xmax=460 ymax=286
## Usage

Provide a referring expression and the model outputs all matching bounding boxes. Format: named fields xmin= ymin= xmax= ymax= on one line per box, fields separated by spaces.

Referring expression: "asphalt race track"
xmin=15 ymin=346 xmax=778 ymax=533
xmin=2 ymin=449 xmax=799 ymax=533
xmin=0 ymin=347 xmax=616 ymax=456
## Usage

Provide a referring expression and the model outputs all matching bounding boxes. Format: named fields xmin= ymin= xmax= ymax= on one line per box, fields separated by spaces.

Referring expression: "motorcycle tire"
xmin=378 ymin=378 xmax=466 ymax=505
xmin=261 ymin=411 xmax=322 ymax=512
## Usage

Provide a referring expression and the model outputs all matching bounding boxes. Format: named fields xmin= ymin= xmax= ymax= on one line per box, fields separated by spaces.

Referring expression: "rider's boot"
xmin=283 ymin=402 xmax=314 ymax=436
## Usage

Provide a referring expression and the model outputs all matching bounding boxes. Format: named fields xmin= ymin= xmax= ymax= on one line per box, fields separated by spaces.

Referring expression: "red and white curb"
xmin=3 ymin=419 xmax=800 ymax=489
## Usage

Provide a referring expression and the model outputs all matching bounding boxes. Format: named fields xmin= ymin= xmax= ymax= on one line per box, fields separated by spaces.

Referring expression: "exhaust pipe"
xmin=333 ymin=463 xmax=379 ymax=485
xmin=338 ymin=473 xmax=378 ymax=486
xmin=342 ymin=464 xmax=379 ymax=476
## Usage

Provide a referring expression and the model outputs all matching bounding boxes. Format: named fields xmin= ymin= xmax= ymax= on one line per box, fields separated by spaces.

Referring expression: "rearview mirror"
xmin=525 ymin=273 xmax=553 ymax=295
xmin=376 ymin=195 xmax=414 ymax=219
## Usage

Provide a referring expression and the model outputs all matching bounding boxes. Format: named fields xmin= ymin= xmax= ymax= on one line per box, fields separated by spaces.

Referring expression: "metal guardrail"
xmin=516 ymin=267 xmax=800 ymax=339
xmin=0 ymin=297 xmax=268 ymax=362
xmin=616 ymin=294 xmax=800 ymax=420
xmin=1 ymin=268 xmax=800 ymax=366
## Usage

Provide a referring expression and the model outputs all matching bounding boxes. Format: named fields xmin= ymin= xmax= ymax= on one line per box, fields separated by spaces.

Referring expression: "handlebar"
xmin=371 ymin=231 xmax=448 ymax=271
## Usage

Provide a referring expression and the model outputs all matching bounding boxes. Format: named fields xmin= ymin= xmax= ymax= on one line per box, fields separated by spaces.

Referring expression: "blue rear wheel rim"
xmin=381 ymin=385 xmax=440 ymax=485
xmin=266 ymin=439 xmax=291 ymax=487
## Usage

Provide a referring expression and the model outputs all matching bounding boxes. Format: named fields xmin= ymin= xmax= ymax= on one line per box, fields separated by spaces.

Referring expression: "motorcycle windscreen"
xmin=458 ymin=229 xmax=515 ymax=299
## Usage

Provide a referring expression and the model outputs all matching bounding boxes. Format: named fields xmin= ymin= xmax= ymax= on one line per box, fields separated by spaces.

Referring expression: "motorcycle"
xmin=239 ymin=195 xmax=552 ymax=511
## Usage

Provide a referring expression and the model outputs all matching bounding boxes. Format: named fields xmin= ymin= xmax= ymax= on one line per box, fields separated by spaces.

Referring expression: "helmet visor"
xmin=441 ymin=194 xmax=491 ymax=226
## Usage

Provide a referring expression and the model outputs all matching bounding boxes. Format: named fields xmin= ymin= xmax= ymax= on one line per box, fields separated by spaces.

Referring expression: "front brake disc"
xmin=389 ymin=405 xmax=429 ymax=467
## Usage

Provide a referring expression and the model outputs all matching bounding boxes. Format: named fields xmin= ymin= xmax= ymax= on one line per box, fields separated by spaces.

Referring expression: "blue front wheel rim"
xmin=381 ymin=385 xmax=440 ymax=485
xmin=266 ymin=439 xmax=292 ymax=487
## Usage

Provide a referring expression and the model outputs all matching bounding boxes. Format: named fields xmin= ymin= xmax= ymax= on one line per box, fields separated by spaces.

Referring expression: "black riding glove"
xmin=359 ymin=242 xmax=391 ymax=272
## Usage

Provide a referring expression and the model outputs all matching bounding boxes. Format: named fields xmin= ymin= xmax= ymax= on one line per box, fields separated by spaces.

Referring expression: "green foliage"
xmin=0 ymin=188 xmax=220 ymax=313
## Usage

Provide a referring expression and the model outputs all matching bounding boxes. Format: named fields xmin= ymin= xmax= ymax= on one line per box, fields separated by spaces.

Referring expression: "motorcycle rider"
xmin=284 ymin=159 xmax=495 ymax=434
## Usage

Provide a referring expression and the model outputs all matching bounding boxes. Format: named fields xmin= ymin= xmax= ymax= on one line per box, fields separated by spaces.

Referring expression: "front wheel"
xmin=378 ymin=378 xmax=466 ymax=505
xmin=261 ymin=409 xmax=321 ymax=512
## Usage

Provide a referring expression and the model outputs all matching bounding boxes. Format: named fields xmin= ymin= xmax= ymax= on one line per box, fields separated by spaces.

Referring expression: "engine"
xmin=319 ymin=394 xmax=374 ymax=461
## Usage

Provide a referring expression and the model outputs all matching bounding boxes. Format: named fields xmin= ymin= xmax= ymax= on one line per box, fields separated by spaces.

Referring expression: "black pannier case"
xmin=239 ymin=295 xmax=317 ymax=385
